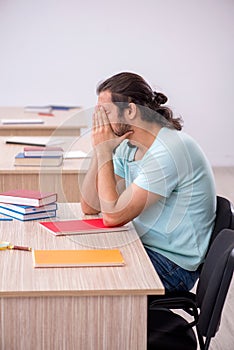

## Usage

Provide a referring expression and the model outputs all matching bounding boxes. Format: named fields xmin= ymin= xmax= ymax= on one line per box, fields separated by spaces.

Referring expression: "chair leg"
xmin=196 ymin=329 xmax=211 ymax=350
xmin=204 ymin=338 xmax=211 ymax=350
xmin=196 ymin=328 xmax=205 ymax=350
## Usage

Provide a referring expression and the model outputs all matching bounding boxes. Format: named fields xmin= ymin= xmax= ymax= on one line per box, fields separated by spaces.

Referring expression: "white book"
xmin=63 ymin=150 xmax=88 ymax=159
xmin=1 ymin=119 xmax=44 ymax=125
xmin=24 ymin=106 xmax=52 ymax=113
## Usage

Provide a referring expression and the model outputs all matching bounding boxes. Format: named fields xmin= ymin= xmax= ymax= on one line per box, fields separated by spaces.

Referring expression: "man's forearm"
xmin=96 ymin=149 xmax=127 ymax=225
xmin=80 ymin=153 xmax=101 ymax=214
xmin=97 ymin=154 xmax=119 ymax=212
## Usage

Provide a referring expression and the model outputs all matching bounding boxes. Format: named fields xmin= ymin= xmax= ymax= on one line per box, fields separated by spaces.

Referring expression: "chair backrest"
xmin=207 ymin=196 xmax=234 ymax=253
xmin=196 ymin=229 xmax=234 ymax=338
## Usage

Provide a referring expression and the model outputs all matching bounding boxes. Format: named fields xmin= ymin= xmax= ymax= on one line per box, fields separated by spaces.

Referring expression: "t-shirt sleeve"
xmin=133 ymin=145 xmax=179 ymax=198
xmin=113 ymin=139 xmax=180 ymax=198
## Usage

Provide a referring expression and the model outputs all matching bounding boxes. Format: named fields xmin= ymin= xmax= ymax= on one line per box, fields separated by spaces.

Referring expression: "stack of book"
xmin=0 ymin=189 xmax=57 ymax=221
xmin=14 ymin=146 xmax=64 ymax=167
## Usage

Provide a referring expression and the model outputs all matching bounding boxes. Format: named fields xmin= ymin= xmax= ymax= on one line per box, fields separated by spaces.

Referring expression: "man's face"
xmin=97 ymin=90 xmax=132 ymax=136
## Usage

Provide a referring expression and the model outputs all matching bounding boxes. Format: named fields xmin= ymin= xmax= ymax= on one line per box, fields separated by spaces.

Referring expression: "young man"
xmin=80 ymin=72 xmax=216 ymax=292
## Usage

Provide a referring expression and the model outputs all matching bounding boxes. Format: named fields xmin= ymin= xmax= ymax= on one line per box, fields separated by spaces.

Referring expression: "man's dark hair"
xmin=97 ymin=72 xmax=183 ymax=130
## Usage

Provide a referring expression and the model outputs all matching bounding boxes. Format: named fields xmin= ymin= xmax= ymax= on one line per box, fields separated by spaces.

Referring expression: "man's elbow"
xmin=80 ymin=199 xmax=100 ymax=215
xmin=102 ymin=213 xmax=127 ymax=227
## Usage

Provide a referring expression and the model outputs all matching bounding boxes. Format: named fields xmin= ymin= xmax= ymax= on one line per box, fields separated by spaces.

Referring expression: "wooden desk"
xmin=0 ymin=203 xmax=164 ymax=350
xmin=0 ymin=107 xmax=87 ymax=136
xmin=0 ymin=135 xmax=92 ymax=202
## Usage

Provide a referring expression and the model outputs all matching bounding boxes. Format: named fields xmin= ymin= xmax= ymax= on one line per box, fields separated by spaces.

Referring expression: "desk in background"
xmin=0 ymin=203 xmax=164 ymax=350
xmin=0 ymin=107 xmax=87 ymax=136
xmin=0 ymin=135 xmax=92 ymax=202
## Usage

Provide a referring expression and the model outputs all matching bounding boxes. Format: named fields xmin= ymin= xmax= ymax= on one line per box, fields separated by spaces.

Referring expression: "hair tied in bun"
xmin=153 ymin=91 xmax=168 ymax=105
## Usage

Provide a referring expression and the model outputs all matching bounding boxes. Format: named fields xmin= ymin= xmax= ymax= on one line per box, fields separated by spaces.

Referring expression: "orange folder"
xmin=33 ymin=249 xmax=125 ymax=268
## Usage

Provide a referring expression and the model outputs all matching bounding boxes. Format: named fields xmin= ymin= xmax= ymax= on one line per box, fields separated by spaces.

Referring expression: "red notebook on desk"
xmin=39 ymin=218 xmax=128 ymax=236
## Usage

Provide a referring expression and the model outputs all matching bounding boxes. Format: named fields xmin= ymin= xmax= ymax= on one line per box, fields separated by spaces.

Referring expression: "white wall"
xmin=0 ymin=0 xmax=233 ymax=166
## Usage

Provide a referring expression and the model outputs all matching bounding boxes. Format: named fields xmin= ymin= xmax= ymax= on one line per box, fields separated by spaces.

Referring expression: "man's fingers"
xmin=92 ymin=112 xmax=98 ymax=129
xmin=99 ymin=106 xmax=110 ymax=125
xmin=97 ymin=108 xmax=104 ymax=126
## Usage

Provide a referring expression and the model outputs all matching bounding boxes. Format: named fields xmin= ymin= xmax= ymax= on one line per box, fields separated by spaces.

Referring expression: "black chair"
xmin=148 ymin=196 xmax=234 ymax=301
xmin=147 ymin=196 xmax=234 ymax=349
xmin=207 ymin=196 xmax=234 ymax=251
xmin=148 ymin=228 xmax=234 ymax=350
xmin=148 ymin=228 xmax=234 ymax=349
xmin=196 ymin=196 xmax=234 ymax=273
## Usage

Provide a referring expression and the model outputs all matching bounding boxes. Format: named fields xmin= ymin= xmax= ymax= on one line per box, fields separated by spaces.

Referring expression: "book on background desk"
xmin=5 ymin=136 xmax=63 ymax=146
xmin=14 ymin=152 xmax=63 ymax=167
xmin=63 ymin=150 xmax=88 ymax=159
xmin=24 ymin=146 xmax=64 ymax=157
xmin=32 ymin=249 xmax=125 ymax=268
xmin=50 ymin=105 xmax=81 ymax=110
xmin=1 ymin=118 xmax=44 ymax=125
xmin=24 ymin=105 xmax=81 ymax=113
xmin=0 ymin=189 xmax=57 ymax=207
xmin=39 ymin=218 xmax=128 ymax=236
xmin=0 ymin=207 xmax=56 ymax=221
xmin=0 ymin=202 xmax=57 ymax=214
xmin=24 ymin=106 xmax=53 ymax=113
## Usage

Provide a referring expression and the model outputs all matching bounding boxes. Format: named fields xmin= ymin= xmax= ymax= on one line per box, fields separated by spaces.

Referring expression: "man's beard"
xmin=113 ymin=114 xmax=132 ymax=137
xmin=113 ymin=123 xmax=132 ymax=137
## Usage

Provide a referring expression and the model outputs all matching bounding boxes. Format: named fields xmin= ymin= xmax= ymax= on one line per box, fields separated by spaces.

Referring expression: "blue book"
xmin=50 ymin=105 xmax=81 ymax=110
xmin=14 ymin=152 xmax=63 ymax=167
xmin=0 ymin=208 xmax=56 ymax=221
xmin=0 ymin=202 xmax=57 ymax=215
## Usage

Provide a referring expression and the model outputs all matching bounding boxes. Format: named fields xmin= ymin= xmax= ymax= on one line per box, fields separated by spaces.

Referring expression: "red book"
xmin=0 ymin=189 xmax=57 ymax=207
xmin=24 ymin=146 xmax=64 ymax=157
xmin=39 ymin=218 xmax=128 ymax=236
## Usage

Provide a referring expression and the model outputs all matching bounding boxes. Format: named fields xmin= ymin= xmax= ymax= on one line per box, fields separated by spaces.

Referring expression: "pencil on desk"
xmin=9 ymin=244 xmax=32 ymax=252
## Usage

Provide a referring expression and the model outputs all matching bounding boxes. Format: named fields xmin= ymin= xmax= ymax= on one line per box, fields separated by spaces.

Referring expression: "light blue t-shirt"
xmin=113 ymin=127 xmax=216 ymax=271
